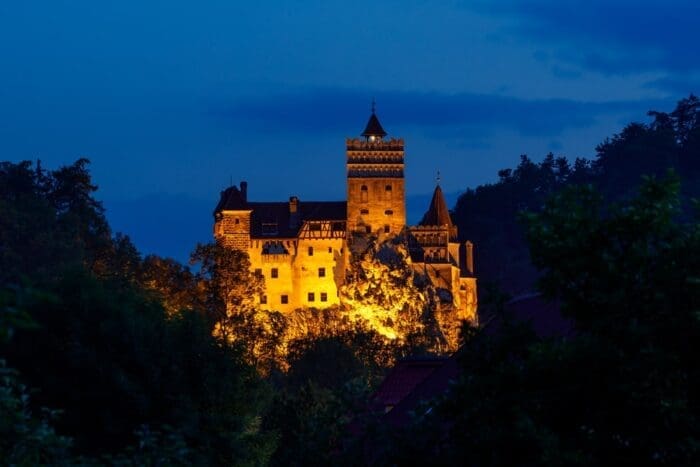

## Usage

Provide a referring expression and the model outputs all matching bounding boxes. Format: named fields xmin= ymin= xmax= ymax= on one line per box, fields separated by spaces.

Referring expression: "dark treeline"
xmin=2 ymin=95 xmax=700 ymax=465
xmin=454 ymin=94 xmax=700 ymax=297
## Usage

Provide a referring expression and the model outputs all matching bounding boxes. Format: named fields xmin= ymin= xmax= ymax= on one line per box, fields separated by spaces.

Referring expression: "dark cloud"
xmin=645 ymin=77 xmax=700 ymax=95
xmin=214 ymin=88 xmax=665 ymax=138
xmin=473 ymin=0 xmax=700 ymax=74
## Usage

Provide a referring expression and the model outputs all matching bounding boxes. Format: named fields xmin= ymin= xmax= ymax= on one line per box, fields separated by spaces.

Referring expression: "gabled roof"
xmin=419 ymin=184 xmax=453 ymax=228
xmin=361 ymin=112 xmax=388 ymax=138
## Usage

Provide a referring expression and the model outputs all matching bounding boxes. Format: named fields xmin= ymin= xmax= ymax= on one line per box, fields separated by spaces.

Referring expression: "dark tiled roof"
xmin=372 ymin=356 xmax=460 ymax=427
xmin=214 ymin=184 xmax=347 ymax=238
xmin=361 ymin=112 xmax=388 ymax=138
xmin=420 ymin=185 xmax=453 ymax=228
xmin=215 ymin=185 xmax=247 ymax=212
xmin=247 ymin=200 xmax=346 ymax=238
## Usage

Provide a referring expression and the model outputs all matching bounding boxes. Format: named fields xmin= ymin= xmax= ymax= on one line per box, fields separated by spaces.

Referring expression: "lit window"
xmin=319 ymin=267 xmax=326 ymax=277
xmin=271 ymin=268 xmax=278 ymax=278
xmin=308 ymin=292 xmax=315 ymax=302
xmin=260 ymin=295 xmax=267 ymax=304
xmin=281 ymin=295 xmax=288 ymax=304
xmin=320 ymin=292 xmax=328 ymax=302
xmin=308 ymin=246 xmax=314 ymax=256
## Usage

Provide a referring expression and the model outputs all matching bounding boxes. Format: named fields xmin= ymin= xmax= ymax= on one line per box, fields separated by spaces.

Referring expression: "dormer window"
xmin=262 ymin=222 xmax=278 ymax=235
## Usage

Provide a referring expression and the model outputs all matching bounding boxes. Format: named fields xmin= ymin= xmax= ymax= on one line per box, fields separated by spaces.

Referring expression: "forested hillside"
xmin=454 ymin=94 xmax=700 ymax=297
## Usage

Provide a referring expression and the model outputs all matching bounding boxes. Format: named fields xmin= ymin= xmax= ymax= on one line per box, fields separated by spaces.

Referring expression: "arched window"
xmin=361 ymin=185 xmax=368 ymax=203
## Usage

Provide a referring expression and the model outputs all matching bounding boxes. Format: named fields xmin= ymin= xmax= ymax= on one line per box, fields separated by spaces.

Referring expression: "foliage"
xmin=376 ymin=175 xmax=700 ymax=466
xmin=0 ymin=160 xmax=275 ymax=464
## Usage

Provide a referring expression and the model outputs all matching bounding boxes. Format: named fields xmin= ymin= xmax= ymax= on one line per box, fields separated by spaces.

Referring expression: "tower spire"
xmin=361 ymin=99 xmax=387 ymax=141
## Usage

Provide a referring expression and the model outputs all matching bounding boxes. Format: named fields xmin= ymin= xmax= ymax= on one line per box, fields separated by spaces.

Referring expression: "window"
xmin=281 ymin=294 xmax=288 ymax=304
xmin=235 ymin=218 xmax=240 ymax=224
xmin=361 ymin=185 xmax=368 ymax=203
xmin=365 ymin=225 xmax=371 ymax=233
xmin=385 ymin=184 xmax=392 ymax=200
xmin=360 ymin=209 xmax=369 ymax=215
xmin=320 ymin=292 xmax=328 ymax=302
xmin=254 ymin=268 xmax=262 ymax=277
xmin=328 ymin=247 xmax=332 ymax=253
xmin=385 ymin=210 xmax=393 ymax=215
xmin=271 ymin=268 xmax=278 ymax=278
xmin=318 ymin=267 xmax=326 ymax=277
xmin=260 ymin=295 xmax=267 ymax=305
xmin=308 ymin=246 xmax=314 ymax=256
xmin=384 ymin=225 xmax=390 ymax=233
xmin=308 ymin=292 xmax=315 ymax=302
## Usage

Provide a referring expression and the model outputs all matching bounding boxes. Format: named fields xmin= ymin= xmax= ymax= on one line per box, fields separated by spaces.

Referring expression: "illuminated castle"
xmin=213 ymin=109 xmax=477 ymax=321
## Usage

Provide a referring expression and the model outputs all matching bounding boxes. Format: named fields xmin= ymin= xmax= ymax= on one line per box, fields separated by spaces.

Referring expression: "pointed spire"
xmin=420 ymin=184 xmax=453 ymax=228
xmin=361 ymin=100 xmax=387 ymax=139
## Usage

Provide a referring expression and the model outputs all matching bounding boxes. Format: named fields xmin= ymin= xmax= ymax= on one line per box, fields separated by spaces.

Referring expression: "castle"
xmin=213 ymin=109 xmax=477 ymax=322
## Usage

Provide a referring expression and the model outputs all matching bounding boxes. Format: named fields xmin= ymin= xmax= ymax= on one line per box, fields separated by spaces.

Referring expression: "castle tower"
xmin=346 ymin=106 xmax=406 ymax=235
xmin=213 ymin=182 xmax=252 ymax=250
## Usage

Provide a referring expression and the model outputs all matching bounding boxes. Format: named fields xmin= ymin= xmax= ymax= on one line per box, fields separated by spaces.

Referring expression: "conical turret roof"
xmin=420 ymin=185 xmax=453 ymax=228
xmin=361 ymin=112 xmax=387 ymax=138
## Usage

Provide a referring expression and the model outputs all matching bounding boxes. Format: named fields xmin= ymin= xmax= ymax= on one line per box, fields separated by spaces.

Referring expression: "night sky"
xmin=2 ymin=1 xmax=698 ymax=262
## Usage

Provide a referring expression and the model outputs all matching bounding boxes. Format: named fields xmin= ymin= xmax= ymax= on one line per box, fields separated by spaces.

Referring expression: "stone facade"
xmin=213 ymin=110 xmax=477 ymax=320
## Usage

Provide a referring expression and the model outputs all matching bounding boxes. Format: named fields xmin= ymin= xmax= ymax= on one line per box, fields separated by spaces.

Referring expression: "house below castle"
xmin=213 ymin=109 xmax=477 ymax=322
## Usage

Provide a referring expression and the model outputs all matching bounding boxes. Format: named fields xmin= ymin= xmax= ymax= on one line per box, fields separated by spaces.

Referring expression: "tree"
xmin=377 ymin=175 xmax=700 ymax=466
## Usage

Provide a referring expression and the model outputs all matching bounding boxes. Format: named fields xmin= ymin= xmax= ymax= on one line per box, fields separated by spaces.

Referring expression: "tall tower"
xmin=346 ymin=106 xmax=406 ymax=235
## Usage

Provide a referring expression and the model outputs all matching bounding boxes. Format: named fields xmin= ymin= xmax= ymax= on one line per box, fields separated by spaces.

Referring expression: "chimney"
xmin=289 ymin=196 xmax=300 ymax=229
xmin=240 ymin=181 xmax=248 ymax=202
xmin=465 ymin=241 xmax=474 ymax=276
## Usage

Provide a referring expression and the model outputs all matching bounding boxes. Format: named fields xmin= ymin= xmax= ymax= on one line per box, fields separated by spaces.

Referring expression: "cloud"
xmin=472 ymin=0 xmax=700 ymax=75
xmin=645 ymin=76 xmax=700 ymax=95
xmin=212 ymin=88 xmax=665 ymax=138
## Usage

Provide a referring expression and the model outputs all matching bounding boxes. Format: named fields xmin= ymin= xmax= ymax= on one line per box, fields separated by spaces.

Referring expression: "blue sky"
xmin=1 ymin=1 xmax=697 ymax=261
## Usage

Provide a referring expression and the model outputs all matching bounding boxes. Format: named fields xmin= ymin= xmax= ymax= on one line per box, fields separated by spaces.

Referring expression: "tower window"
xmin=385 ymin=185 xmax=392 ymax=200
xmin=318 ymin=267 xmax=326 ymax=277
xmin=271 ymin=268 xmax=278 ymax=278
xmin=384 ymin=225 xmax=391 ymax=233
xmin=365 ymin=225 xmax=371 ymax=233
xmin=308 ymin=246 xmax=314 ymax=256
xmin=281 ymin=294 xmax=288 ymax=304
xmin=320 ymin=292 xmax=328 ymax=302
xmin=361 ymin=185 xmax=368 ymax=203
xmin=360 ymin=209 xmax=369 ymax=215
xmin=328 ymin=247 xmax=332 ymax=253
xmin=235 ymin=218 xmax=240 ymax=224
xmin=308 ymin=292 xmax=315 ymax=302
xmin=385 ymin=210 xmax=393 ymax=215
